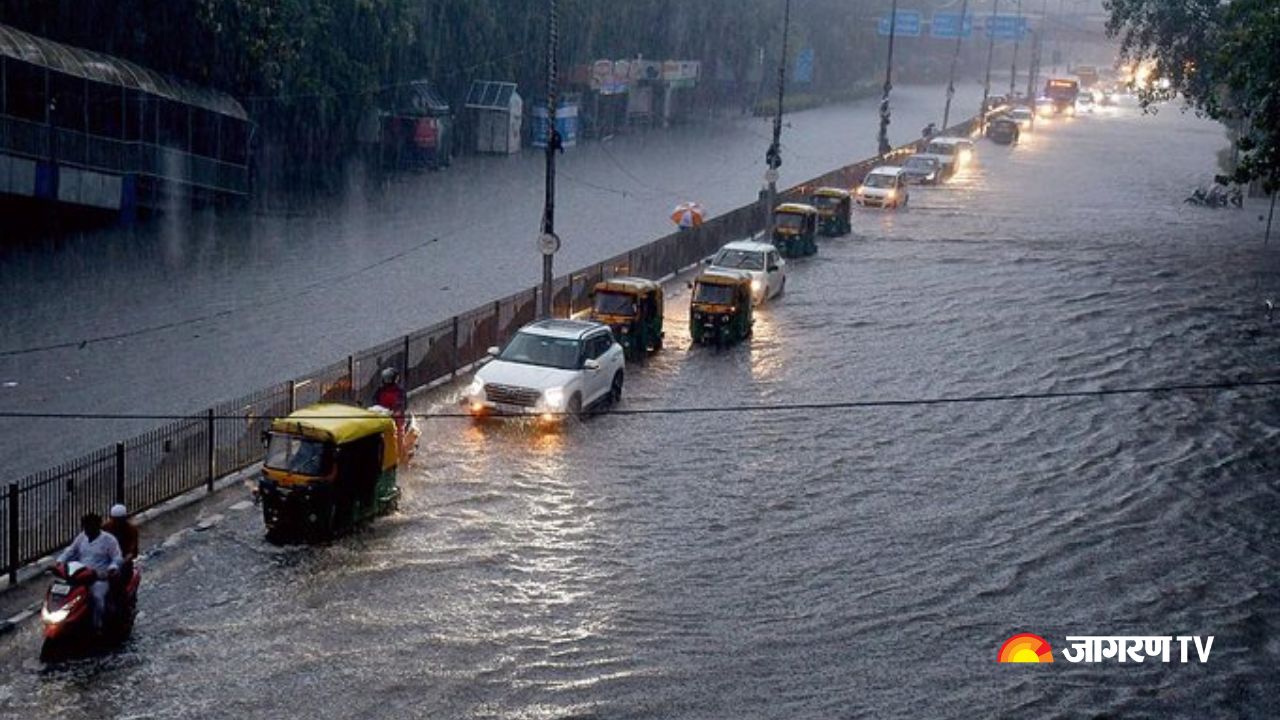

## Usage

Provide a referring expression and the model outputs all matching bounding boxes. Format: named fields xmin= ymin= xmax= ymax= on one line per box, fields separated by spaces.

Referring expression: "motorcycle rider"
xmin=103 ymin=504 xmax=139 ymax=561
xmin=373 ymin=367 xmax=408 ymax=429
xmin=56 ymin=513 xmax=122 ymax=633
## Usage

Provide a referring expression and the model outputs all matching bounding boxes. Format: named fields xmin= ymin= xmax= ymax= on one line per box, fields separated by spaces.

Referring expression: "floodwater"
xmin=2 ymin=84 xmax=983 ymax=478
xmin=2 ymin=98 xmax=1279 ymax=719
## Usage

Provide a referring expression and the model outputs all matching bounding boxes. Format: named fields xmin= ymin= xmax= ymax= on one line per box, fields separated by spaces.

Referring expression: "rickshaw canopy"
xmin=593 ymin=277 xmax=661 ymax=297
xmin=775 ymin=202 xmax=818 ymax=216
xmin=811 ymin=187 xmax=850 ymax=199
xmin=270 ymin=404 xmax=395 ymax=446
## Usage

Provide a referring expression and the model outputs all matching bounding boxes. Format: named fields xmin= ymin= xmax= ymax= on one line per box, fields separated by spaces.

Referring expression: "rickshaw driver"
xmin=373 ymin=367 xmax=408 ymax=429
xmin=56 ymin=513 xmax=122 ymax=633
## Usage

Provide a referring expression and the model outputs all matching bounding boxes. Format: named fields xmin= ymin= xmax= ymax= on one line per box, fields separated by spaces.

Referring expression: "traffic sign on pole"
xmin=931 ymin=12 xmax=973 ymax=39
xmin=983 ymin=14 xmax=1027 ymax=40
xmin=878 ymin=11 xmax=922 ymax=37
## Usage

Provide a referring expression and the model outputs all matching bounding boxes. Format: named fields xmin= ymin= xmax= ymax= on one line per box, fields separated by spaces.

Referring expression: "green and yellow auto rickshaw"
xmin=690 ymin=269 xmax=754 ymax=346
xmin=258 ymin=403 xmax=411 ymax=542
xmin=772 ymin=203 xmax=819 ymax=257
xmin=810 ymin=187 xmax=852 ymax=236
xmin=590 ymin=277 xmax=664 ymax=361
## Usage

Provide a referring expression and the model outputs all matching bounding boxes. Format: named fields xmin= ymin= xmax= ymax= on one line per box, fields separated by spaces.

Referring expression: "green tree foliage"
xmin=1 ymin=0 xmax=896 ymax=166
xmin=1106 ymin=0 xmax=1280 ymax=190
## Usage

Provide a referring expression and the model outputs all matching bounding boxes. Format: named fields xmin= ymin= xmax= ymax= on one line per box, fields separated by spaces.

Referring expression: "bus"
xmin=1043 ymin=78 xmax=1080 ymax=113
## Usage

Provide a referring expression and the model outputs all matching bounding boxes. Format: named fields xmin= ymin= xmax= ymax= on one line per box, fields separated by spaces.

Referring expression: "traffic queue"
xmin=30 ymin=78 xmax=1100 ymax=665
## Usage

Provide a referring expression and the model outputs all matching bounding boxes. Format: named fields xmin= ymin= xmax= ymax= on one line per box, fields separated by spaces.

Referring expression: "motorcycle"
xmin=40 ymin=560 xmax=140 ymax=662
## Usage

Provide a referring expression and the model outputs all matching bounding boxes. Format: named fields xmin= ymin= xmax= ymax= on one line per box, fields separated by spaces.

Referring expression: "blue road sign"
xmin=878 ymin=11 xmax=922 ymax=37
xmin=931 ymin=12 xmax=973 ymax=39
xmin=795 ymin=47 xmax=815 ymax=84
xmin=983 ymin=14 xmax=1028 ymax=40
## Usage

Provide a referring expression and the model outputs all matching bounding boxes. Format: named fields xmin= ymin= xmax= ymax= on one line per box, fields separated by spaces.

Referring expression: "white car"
xmin=1009 ymin=106 xmax=1034 ymax=128
xmin=464 ymin=319 xmax=625 ymax=420
xmin=709 ymin=240 xmax=786 ymax=305
xmin=916 ymin=137 xmax=975 ymax=178
xmin=856 ymin=166 xmax=909 ymax=208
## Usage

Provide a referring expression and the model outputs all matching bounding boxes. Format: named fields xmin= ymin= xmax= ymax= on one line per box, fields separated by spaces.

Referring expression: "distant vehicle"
xmin=1043 ymin=78 xmax=1080 ymax=114
xmin=809 ymin=189 xmax=852 ymax=236
xmin=986 ymin=117 xmax=1021 ymax=145
xmin=856 ymin=166 xmax=910 ymax=208
xmin=1076 ymin=90 xmax=1096 ymax=112
xmin=1073 ymin=65 xmax=1099 ymax=88
xmin=901 ymin=155 xmax=942 ymax=185
xmin=771 ymin=203 xmax=820 ymax=257
xmin=1009 ymin=106 xmax=1035 ymax=128
xmin=710 ymin=241 xmax=786 ymax=305
xmin=917 ymin=137 xmax=975 ymax=178
xmin=690 ymin=269 xmax=754 ymax=347
xmin=464 ymin=319 xmax=625 ymax=421
xmin=984 ymin=94 xmax=1009 ymax=112
xmin=589 ymin=277 xmax=664 ymax=361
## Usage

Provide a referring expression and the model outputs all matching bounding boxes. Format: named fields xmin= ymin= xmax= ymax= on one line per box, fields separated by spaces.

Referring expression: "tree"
xmin=1106 ymin=0 xmax=1280 ymax=191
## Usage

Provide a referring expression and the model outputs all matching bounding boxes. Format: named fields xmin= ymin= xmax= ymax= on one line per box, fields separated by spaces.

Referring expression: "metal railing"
xmin=3 ymin=116 xmax=981 ymax=583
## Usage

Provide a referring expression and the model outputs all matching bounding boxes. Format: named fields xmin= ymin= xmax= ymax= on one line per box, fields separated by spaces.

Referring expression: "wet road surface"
xmin=1 ymin=101 xmax=1278 ymax=719
xmin=2 ymin=84 xmax=984 ymax=478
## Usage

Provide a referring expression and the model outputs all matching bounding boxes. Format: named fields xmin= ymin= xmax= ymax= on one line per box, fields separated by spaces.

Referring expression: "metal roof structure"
xmin=464 ymin=80 xmax=518 ymax=111
xmin=0 ymin=22 xmax=248 ymax=120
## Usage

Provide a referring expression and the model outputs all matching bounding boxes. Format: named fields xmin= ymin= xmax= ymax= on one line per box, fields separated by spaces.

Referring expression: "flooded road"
xmin=2 ymin=101 xmax=1279 ymax=718
xmin=2 ymin=84 xmax=981 ymax=478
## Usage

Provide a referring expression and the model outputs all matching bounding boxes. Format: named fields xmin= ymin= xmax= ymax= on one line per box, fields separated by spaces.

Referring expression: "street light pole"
xmin=941 ymin=0 xmax=971 ymax=131
xmin=764 ymin=0 xmax=791 ymax=237
xmin=877 ymin=0 xmax=899 ymax=155
xmin=538 ymin=0 xmax=561 ymax=319
xmin=1009 ymin=0 xmax=1023 ymax=99
xmin=979 ymin=0 xmax=1000 ymax=133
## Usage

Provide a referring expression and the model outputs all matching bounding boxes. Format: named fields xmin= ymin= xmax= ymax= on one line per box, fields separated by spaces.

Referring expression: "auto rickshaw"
xmin=809 ymin=188 xmax=852 ymax=236
xmin=257 ymin=403 xmax=414 ymax=542
xmin=589 ymin=277 xmax=664 ymax=361
xmin=771 ymin=203 xmax=819 ymax=258
xmin=689 ymin=269 xmax=753 ymax=346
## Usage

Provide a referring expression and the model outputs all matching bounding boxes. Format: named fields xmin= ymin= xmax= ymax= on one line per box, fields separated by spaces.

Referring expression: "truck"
xmin=1073 ymin=65 xmax=1099 ymax=88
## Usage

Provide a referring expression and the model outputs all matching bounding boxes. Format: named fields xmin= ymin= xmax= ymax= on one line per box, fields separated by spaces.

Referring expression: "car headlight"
xmin=465 ymin=378 xmax=485 ymax=397
xmin=885 ymin=189 xmax=896 ymax=200
xmin=542 ymin=387 xmax=566 ymax=410
xmin=751 ymin=278 xmax=763 ymax=293
xmin=857 ymin=185 xmax=866 ymax=195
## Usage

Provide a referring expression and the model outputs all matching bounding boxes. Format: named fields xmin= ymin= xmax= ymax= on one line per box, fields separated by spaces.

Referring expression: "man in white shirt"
xmin=56 ymin=512 xmax=122 ymax=632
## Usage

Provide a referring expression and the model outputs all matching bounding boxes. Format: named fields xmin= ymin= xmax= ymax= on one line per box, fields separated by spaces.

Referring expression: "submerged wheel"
xmin=610 ymin=372 xmax=624 ymax=403
xmin=568 ymin=394 xmax=582 ymax=419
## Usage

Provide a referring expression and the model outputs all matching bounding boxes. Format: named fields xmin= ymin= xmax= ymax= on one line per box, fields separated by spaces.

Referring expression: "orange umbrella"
xmin=671 ymin=201 xmax=706 ymax=228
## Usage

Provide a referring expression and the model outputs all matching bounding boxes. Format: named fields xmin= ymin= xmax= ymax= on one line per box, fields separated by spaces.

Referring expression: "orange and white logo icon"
xmin=998 ymin=633 xmax=1054 ymax=663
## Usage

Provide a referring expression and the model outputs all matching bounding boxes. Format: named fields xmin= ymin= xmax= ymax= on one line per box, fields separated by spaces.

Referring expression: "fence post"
xmin=450 ymin=315 xmax=460 ymax=380
xmin=206 ymin=408 xmax=215 ymax=493
xmin=287 ymin=380 xmax=296 ymax=414
xmin=115 ymin=442 xmax=125 ymax=506
xmin=347 ymin=355 xmax=356 ymax=403
xmin=402 ymin=335 xmax=410 ymax=387
xmin=7 ymin=482 xmax=17 ymax=586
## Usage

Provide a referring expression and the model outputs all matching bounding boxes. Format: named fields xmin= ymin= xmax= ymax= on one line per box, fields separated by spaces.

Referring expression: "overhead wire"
xmin=1 ymin=376 xmax=1277 ymax=421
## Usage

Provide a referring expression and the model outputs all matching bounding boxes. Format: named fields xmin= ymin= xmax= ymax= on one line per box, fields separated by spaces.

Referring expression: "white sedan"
xmin=709 ymin=241 xmax=786 ymax=305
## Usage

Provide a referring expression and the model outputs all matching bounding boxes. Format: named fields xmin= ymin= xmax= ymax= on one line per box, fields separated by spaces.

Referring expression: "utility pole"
xmin=877 ymin=0 xmax=899 ymax=155
xmin=941 ymin=0 xmax=971 ymax=130
xmin=1009 ymin=0 xmax=1022 ymax=100
xmin=979 ymin=0 xmax=1000 ymax=132
xmin=538 ymin=0 xmax=562 ymax=319
xmin=764 ymin=0 xmax=791 ymax=237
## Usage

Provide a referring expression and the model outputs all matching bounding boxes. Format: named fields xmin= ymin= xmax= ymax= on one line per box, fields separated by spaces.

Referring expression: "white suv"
xmin=709 ymin=240 xmax=786 ymax=305
xmin=464 ymin=319 xmax=625 ymax=420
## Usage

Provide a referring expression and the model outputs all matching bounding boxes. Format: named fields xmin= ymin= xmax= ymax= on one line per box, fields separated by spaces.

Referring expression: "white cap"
xmin=109 ymin=504 xmax=128 ymax=518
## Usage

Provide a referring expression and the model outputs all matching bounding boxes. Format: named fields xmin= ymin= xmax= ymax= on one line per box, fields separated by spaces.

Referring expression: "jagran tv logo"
xmin=998 ymin=633 xmax=1214 ymax=664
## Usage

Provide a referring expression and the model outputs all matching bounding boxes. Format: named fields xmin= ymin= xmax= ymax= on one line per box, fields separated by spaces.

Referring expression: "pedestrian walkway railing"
xmin=3 ymin=116 xmax=983 ymax=584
